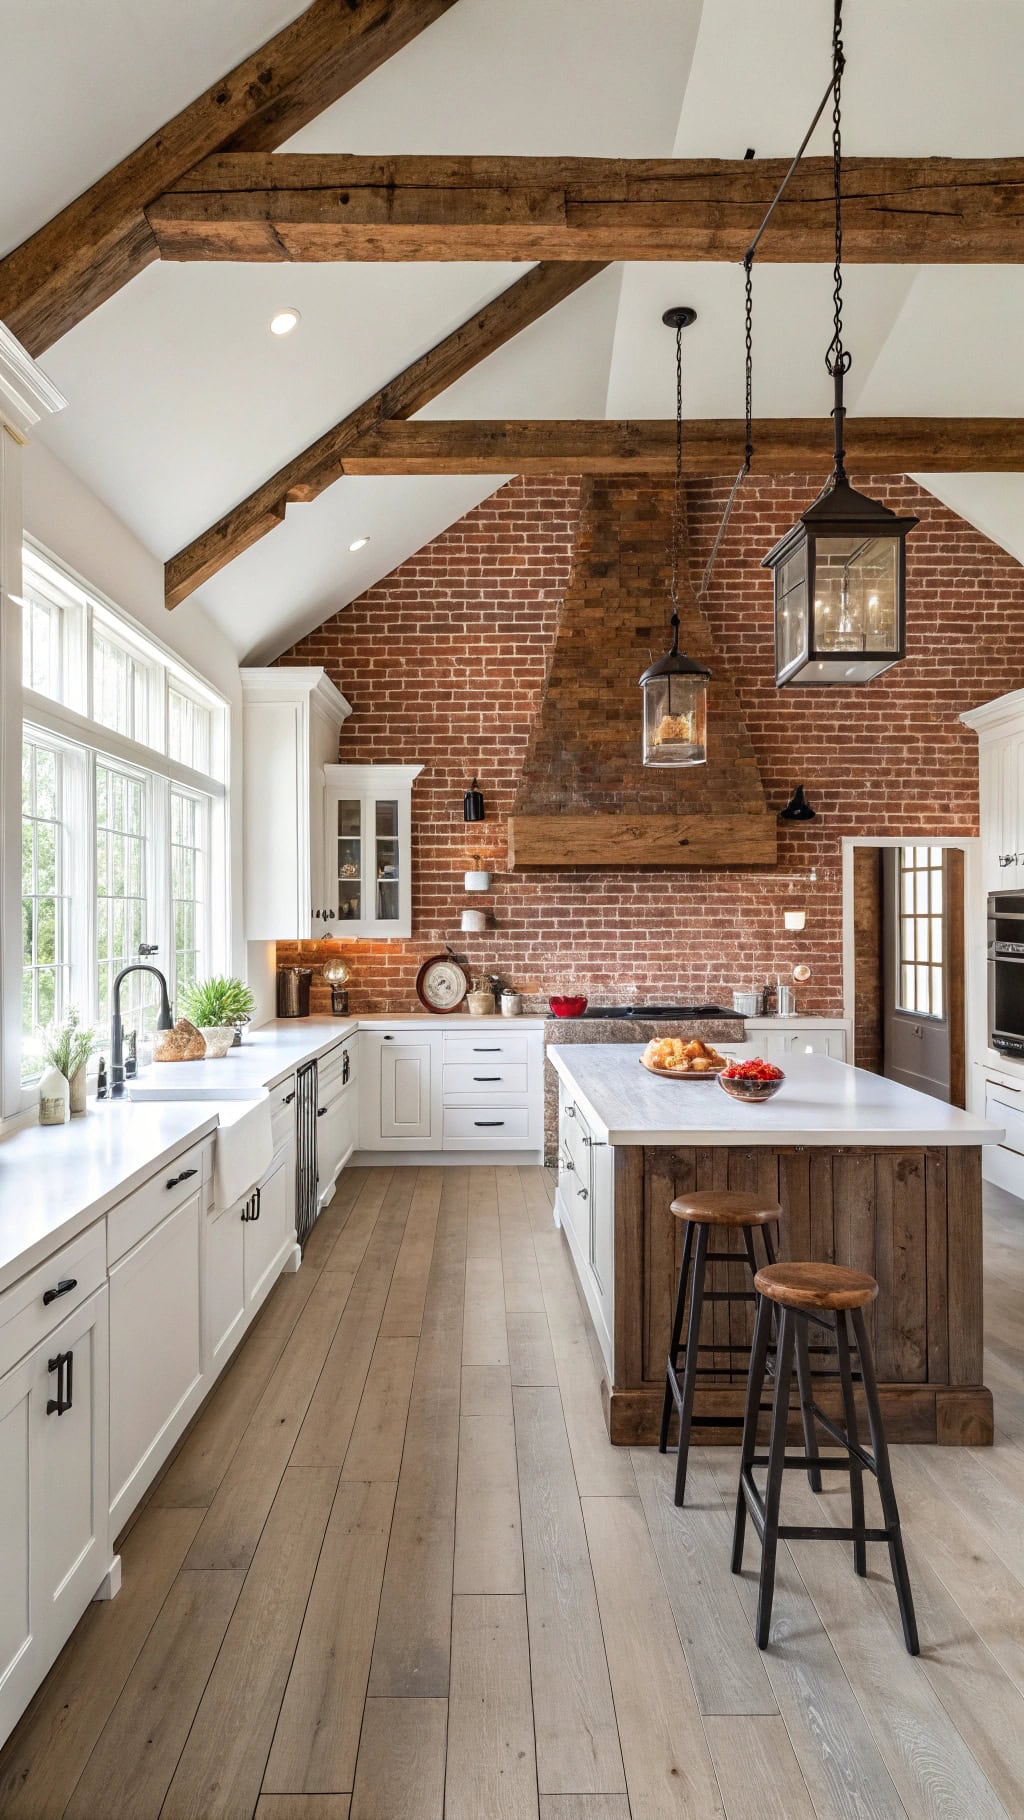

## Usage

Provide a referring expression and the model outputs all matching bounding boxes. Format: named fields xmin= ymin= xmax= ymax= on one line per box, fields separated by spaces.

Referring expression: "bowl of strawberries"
xmin=717 ymin=1057 xmax=785 ymax=1103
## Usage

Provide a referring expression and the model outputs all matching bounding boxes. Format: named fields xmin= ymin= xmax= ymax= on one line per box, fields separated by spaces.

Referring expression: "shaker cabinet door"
xmin=380 ymin=1040 xmax=433 ymax=1140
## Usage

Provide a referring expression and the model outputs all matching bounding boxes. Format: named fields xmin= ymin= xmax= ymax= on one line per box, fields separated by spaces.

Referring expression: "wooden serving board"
xmin=639 ymin=1056 xmax=730 ymax=1081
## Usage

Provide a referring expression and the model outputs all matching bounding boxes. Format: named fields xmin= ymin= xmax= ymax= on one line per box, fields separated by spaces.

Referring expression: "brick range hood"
xmin=508 ymin=475 xmax=777 ymax=869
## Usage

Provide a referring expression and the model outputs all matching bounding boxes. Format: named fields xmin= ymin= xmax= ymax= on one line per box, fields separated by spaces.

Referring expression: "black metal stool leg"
xmin=793 ymin=1313 xmax=823 ymax=1494
xmin=673 ymin=1220 xmax=710 ymax=1506
xmin=852 ymin=1307 xmax=920 ymax=1656
xmin=659 ymin=1220 xmax=694 ymax=1454
xmin=732 ymin=1288 xmax=772 ymax=1575
xmin=835 ymin=1311 xmax=866 ymax=1576
xmin=756 ymin=1306 xmax=795 ymax=1650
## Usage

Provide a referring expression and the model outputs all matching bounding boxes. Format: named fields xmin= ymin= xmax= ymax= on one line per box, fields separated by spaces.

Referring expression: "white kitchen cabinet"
xmin=360 ymin=1030 xmax=440 ymax=1151
xmin=205 ymin=1192 xmax=246 ymax=1373
xmin=243 ymin=1148 xmax=295 ymax=1310
xmin=0 ymin=1286 xmax=109 ymax=1746
xmin=963 ymin=691 xmax=1024 ymax=894
xmin=240 ymin=667 xmax=351 ymax=940
xmin=316 ymin=1037 xmax=357 ymax=1203
xmin=323 ymin=764 xmax=423 ymax=939
xmin=108 ymin=1189 xmax=203 ymax=1528
xmin=756 ymin=1027 xmax=847 ymax=1062
xmin=555 ymin=1083 xmax=613 ymax=1371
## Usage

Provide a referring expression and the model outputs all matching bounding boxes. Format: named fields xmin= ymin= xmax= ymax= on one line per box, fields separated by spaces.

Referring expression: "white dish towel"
xmin=215 ymin=1093 xmax=274 ymax=1208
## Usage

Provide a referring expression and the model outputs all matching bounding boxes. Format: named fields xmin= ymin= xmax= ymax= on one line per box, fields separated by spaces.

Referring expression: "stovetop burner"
xmin=550 ymin=1004 xmax=739 ymax=1020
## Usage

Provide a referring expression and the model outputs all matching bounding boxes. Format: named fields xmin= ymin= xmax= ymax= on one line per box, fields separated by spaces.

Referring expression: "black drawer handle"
xmin=282 ymin=1090 xmax=296 ymax=1105
xmin=43 ymin=1277 xmax=77 ymax=1307
xmin=317 ymin=1106 xmax=327 ymax=1117
xmin=47 ymin=1348 xmax=73 ymax=1416
xmin=474 ymin=1120 xmax=505 ymax=1127
xmin=473 ymin=1075 xmax=502 ymax=1082
xmin=166 ymin=1167 xmax=198 ymax=1190
xmin=472 ymin=1047 xmax=501 ymax=1052
xmin=241 ymin=1186 xmax=262 ymax=1222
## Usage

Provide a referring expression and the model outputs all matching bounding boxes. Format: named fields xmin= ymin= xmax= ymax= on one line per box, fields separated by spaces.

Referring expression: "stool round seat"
xmin=754 ymin=1260 xmax=879 ymax=1311
xmin=669 ymin=1189 xmax=781 ymax=1228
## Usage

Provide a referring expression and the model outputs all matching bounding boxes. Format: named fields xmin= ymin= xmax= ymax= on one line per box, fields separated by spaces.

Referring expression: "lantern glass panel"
xmin=776 ymin=544 xmax=809 ymax=677
xmin=641 ymin=672 xmax=707 ymax=767
xmin=812 ymin=534 xmax=899 ymax=656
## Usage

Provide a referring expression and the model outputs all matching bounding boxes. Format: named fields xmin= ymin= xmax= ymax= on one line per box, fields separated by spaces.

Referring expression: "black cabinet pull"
xmin=472 ymin=1047 xmax=501 ymax=1052
xmin=282 ymin=1090 xmax=296 ymax=1105
xmin=47 ymin=1349 xmax=73 ymax=1416
xmin=474 ymin=1120 xmax=505 ymax=1127
xmin=473 ymin=1075 xmax=502 ymax=1081
xmin=242 ymin=1186 xmax=263 ymax=1223
xmin=317 ymin=1106 xmax=327 ymax=1117
xmin=166 ymin=1167 xmax=198 ymax=1190
xmin=43 ymin=1277 xmax=77 ymax=1307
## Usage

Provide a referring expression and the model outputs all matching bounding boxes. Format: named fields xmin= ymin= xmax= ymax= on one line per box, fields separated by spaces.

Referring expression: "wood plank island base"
xmin=549 ymin=1049 xmax=1002 ymax=1448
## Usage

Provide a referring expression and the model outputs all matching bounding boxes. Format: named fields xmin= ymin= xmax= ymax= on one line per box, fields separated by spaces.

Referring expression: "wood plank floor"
xmin=4 ymin=1166 xmax=1024 ymax=1818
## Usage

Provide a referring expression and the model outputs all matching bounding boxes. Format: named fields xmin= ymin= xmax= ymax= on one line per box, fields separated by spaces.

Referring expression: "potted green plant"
xmin=39 ymin=1007 xmax=95 ymax=1116
xmin=178 ymin=976 xmax=256 ymax=1058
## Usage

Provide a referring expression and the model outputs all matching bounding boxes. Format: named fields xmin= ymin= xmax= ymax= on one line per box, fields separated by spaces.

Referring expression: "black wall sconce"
xmin=779 ymin=785 xmax=817 ymax=822
xmin=463 ymin=777 xmax=485 ymax=822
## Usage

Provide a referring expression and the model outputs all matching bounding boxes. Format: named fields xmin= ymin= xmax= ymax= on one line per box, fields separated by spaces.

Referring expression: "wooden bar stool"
xmin=732 ymin=1260 xmax=919 ymax=1656
xmin=658 ymin=1189 xmax=820 ymax=1507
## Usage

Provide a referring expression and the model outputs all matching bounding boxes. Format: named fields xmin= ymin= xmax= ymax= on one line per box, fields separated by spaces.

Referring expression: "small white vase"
xmin=200 ymin=1026 xmax=235 ymax=1059
xmin=39 ymin=1064 xmax=70 ymax=1125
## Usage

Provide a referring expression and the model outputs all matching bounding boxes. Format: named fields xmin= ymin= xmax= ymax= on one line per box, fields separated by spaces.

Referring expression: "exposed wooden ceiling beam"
xmin=0 ymin=1 xmax=460 ymax=354
xmin=164 ymin=260 xmax=608 ymax=608
xmin=330 ymin=417 xmax=1024 ymax=475
xmin=148 ymin=153 xmax=1024 ymax=263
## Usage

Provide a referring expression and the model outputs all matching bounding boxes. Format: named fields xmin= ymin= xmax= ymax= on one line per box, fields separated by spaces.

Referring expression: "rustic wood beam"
xmin=0 ymin=1 xmax=460 ymax=354
xmin=164 ymin=261 xmax=607 ymax=608
xmin=331 ymin=417 xmax=1024 ymax=476
xmin=506 ymin=813 xmax=778 ymax=870
xmin=148 ymin=153 xmax=1024 ymax=263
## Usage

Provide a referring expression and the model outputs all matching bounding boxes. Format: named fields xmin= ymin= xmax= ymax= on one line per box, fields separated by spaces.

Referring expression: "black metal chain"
xmin=825 ymin=0 xmax=850 ymax=379
xmin=743 ymin=254 xmax=754 ymax=470
xmin=669 ymin=318 xmax=683 ymax=630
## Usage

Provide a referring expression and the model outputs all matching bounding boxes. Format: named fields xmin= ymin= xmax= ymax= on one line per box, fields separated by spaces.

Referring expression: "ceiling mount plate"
xmin=662 ymin=306 xmax=698 ymax=330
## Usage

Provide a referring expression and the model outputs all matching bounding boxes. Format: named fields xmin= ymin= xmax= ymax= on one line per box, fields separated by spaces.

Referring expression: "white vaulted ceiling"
xmin=2 ymin=0 xmax=1022 ymax=659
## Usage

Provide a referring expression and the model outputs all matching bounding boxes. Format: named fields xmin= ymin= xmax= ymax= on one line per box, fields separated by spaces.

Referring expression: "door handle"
xmin=317 ymin=1106 xmax=328 ymax=1117
xmin=282 ymin=1091 xmax=296 ymax=1105
xmin=166 ymin=1167 xmax=198 ymax=1189
xmin=577 ymin=1186 xmax=589 ymax=1200
xmin=473 ymin=1120 xmax=505 ymax=1127
xmin=472 ymin=1047 xmax=501 ymax=1052
xmin=42 ymin=1277 xmax=77 ymax=1307
xmin=47 ymin=1349 xmax=73 ymax=1416
xmin=473 ymin=1076 xmax=502 ymax=1081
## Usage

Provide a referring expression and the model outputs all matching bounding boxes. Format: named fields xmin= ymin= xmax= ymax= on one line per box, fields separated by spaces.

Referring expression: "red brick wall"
xmin=276 ymin=471 xmax=1024 ymax=1015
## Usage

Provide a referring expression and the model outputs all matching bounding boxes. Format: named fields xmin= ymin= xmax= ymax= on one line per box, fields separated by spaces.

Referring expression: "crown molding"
xmin=0 ymin=320 xmax=66 ymax=441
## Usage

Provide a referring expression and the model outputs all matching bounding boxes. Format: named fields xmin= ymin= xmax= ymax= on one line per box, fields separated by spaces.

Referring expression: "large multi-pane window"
xmin=16 ymin=544 xmax=228 ymax=1096
xmin=897 ymin=845 xmax=944 ymax=1019
xmin=21 ymin=740 xmax=70 ymax=1079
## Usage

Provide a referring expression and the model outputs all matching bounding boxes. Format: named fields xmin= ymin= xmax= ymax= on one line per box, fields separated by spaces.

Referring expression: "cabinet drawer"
xmin=443 ymin=1034 xmax=530 ymax=1066
xmin=269 ymin=1074 xmax=296 ymax=1150
xmin=107 ymin=1136 xmax=210 ymax=1265
xmin=443 ymin=1105 xmax=532 ymax=1145
xmin=318 ymin=1040 xmax=354 ymax=1096
xmin=985 ymin=1081 xmax=1024 ymax=1155
xmin=443 ymin=1062 xmax=528 ymax=1096
xmin=0 ymin=1224 xmax=107 ymax=1380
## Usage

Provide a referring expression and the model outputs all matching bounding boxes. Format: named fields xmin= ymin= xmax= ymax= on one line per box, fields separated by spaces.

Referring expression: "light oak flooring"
xmin=3 ymin=1166 xmax=1024 ymax=1818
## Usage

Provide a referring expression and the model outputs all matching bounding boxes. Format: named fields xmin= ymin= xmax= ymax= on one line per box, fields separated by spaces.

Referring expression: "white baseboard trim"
xmin=350 ymin=1148 xmax=544 ymax=1169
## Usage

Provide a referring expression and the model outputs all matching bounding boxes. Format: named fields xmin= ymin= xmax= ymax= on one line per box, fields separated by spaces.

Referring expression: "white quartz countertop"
xmin=549 ymin=1046 xmax=1005 ymax=1148
xmin=0 ymin=1099 xmax=222 ymax=1293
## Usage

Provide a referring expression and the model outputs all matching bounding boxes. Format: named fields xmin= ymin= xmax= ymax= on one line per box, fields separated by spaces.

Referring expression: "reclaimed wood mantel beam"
xmin=332 ymin=417 xmax=1024 ymax=476
xmin=164 ymin=260 xmax=607 ymax=607
xmin=148 ymin=153 xmax=1024 ymax=263
xmin=0 ymin=1 xmax=460 ymax=354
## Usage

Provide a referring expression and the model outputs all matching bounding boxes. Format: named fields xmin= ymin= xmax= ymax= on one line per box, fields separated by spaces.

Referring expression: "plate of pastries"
xmin=640 ymin=1036 xmax=731 ymax=1078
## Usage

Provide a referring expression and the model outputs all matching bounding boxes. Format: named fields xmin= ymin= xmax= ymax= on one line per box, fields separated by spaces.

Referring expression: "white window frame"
xmin=10 ymin=541 xmax=231 ymax=1114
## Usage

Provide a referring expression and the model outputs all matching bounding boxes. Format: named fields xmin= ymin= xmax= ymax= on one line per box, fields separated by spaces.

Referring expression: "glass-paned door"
xmin=335 ymin=798 xmax=362 ymax=923
xmin=375 ymin=799 xmax=400 ymax=924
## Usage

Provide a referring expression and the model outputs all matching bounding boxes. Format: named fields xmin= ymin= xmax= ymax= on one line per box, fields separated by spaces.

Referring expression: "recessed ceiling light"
xmin=269 ymin=308 xmax=301 ymax=336
xmin=348 ymin=536 xmax=370 ymax=552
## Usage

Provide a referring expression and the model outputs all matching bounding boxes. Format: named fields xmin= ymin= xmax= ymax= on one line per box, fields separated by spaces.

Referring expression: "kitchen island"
xmin=549 ymin=1046 xmax=1003 ymax=1446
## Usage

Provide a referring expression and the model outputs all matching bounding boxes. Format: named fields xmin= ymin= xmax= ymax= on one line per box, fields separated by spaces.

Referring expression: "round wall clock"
xmin=415 ymin=954 xmax=469 ymax=1014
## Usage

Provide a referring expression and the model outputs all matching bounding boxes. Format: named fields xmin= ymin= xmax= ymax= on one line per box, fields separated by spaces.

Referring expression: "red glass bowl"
xmin=549 ymin=995 xmax=588 ymax=1019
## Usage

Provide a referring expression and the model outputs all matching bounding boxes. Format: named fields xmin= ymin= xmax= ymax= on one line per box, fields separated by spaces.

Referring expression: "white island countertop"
xmin=549 ymin=1046 xmax=1005 ymax=1148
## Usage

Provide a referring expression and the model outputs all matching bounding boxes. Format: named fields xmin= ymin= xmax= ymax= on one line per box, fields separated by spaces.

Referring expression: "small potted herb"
xmin=178 ymin=976 xmax=256 ymax=1058
xmin=39 ymin=1008 xmax=95 ymax=1118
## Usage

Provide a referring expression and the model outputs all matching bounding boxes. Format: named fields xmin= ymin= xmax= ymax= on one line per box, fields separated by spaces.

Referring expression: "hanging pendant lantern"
xmin=640 ymin=306 xmax=711 ymax=767
xmin=763 ymin=1 xmax=917 ymax=687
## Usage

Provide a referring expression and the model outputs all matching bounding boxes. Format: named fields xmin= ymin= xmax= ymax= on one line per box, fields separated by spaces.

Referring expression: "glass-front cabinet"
xmin=321 ymin=764 xmax=422 ymax=939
